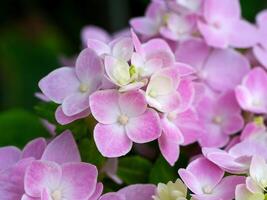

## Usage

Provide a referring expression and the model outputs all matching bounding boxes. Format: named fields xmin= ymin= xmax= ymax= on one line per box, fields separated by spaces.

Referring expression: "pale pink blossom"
xmin=179 ymin=157 xmax=245 ymax=200
xmin=89 ymin=89 xmax=161 ymax=157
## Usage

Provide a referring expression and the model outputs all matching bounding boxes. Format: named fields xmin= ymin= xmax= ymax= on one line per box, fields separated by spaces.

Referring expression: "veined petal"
xmin=24 ymin=161 xmax=62 ymax=198
xmin=87 ymin=39 xmax=111 ymax=56
xmin=89 ymin=90 xmax=120 ymax=124
xmin=61 ymin=163 xmax=98 ymax=199
xmin=126 ymin=108 xmax=161 ymax=143
xmin=119 ymin=90 xmax=147 ymax=118
xmin=94 ymin=123 xmax=132 ymax=157
xmin=41 ymin=131 xmax=81 ymax=164
xmin=38 ymin=67 xmax=79 ymax=104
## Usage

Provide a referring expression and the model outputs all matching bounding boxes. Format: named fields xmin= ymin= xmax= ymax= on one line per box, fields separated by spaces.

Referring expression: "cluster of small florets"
xmin=2 ymin=0 xmax=267 ymax=199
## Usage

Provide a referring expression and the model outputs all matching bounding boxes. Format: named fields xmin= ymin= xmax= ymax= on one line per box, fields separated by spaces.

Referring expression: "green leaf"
xmin=78 ymin=138 xmax=106 ymax=168
xmin=117 ymin=156 xmax=152 ymax=184
xmin=34 ymin=101 xmax=58 ymax=124
xmin=0 ymin=109 xmax=49 ymax=148
xmin=149 ymin=156 xmax=177 ymax=184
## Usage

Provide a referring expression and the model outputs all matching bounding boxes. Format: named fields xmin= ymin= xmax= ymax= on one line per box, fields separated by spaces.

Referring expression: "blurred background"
xmin=0 ymin=0 xmax=266 ymax=147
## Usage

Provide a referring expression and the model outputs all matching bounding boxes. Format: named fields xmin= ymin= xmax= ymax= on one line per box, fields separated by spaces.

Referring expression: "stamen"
xmin=212 ymin=116 xmax=222 ymax=124
xmin=167 ymin=112 xmax=176 ymax=121
xmin=203 ymin=185 xmax=213 ymax=194
xmin=79 ymin=83 xmax=89 ymax=93
xmin=149 ymin=90 xmax=158 ymax=98
xmin=118 ymin=115 xmax=129 ymax=125
xmin=52 ymin=190 xmax=62 ymax=200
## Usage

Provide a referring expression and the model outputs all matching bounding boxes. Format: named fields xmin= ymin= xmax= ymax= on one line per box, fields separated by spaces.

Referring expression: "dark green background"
xmin=0 ymin=0 xmax=266 ymax=147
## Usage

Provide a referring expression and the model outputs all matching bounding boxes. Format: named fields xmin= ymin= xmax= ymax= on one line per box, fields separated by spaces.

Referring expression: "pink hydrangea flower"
xmin=99 ymin=184 xmax=156 ymax=200
xmin=198 ymin=0 xmax=258 ymax=48
xmin=203 ymin=121 xmax=267 ymax=174
xmin=0 ymin=132 xmax=102 ymax=200
xmin=196 ymin=91 xmax=244 ymax=147
xmin=23 ymin=160 xmax=98 ymax=200
xmin=159 ymin=12 xmax=196 ymax=41
xmin=130 ymin=0 xmax=167 ymax=37
xmin=39 ymin=48 xmax=104 ymax=117
xmin=146 ymin=67 xmax=181 ymax=113
xmin=89 ymin=89 xmax=161 ymax=157
xmin=235 ymin=67 xmax=267 ymax=114
xmin=253 ymin=10 xmax=267 ymax=69
xmin=87 ymin=37 xmax=133 ymax=61
xmin=178 ymin=157 xmax=245 ymax=200
xmin=176 ymin=38 xmax=250 ymax=92
xmin=131 ymin=30 xmax=175 ymax=77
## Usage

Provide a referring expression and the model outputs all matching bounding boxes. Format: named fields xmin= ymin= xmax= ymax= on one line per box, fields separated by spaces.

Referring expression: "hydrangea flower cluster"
xmin=2 ymin=0 xmax=267 ymax=199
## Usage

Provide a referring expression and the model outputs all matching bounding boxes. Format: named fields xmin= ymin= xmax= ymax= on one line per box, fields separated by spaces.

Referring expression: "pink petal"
xmin=89 ymin=90 xmax=120 ymax=124
xmin=118 ymin=184 xmax=156 ymax=200
xmin=87 ymin=39 xmax=111 ymax=56
xmin=41 ymin=188 xmax=52 ymax=200
xmin=22 ymin=138 xmax=47 ymax=160
xmin=229 ymin=20 xmax=258 ymax=48
xmin=81 ymin=25 xmax=111 ymax=45
xmin=75 ymin=48 xmax=104 ymax=84
xmin=89 ymin=183 xmax=104 ymax=200
xmin=126 ymin=108 xmax=161 ymax=143
xmin=175 ymin=109 xmax=201 ymax=145
xmin=119 ymin=90 xmax=147 ymax=118
xmin=155 ymin=92 xmax=181 ymax=113
xmin=21 ymin=194 xmax=40 ymax=200
xmin=130 ymin=17 xmax=159 ymax=36
xmin=144 ymin=58 xmax=163 ymax=77
xmin=99 ymin=193 xmax=124 ymax=200
xmin=204 ymin=49 xmax=250 ymax=92
xmin=253 ymin=46 xmax=267 ymax=69
xmin=41 ymin=131 xmax=81 ymax=164
xmin=184 ymin=157 xmax=224 ymax=193
xmin=235 ymin=67 xmax=267 ymax=113
xmin=62 ymin=93 xmax=89 ymax=116
xmin=131 ymin=30 xmax=143 ymax=54
xmin=177 ymin=79 xmax=195 ymax=112
xmin=112 ymin=37 xmax=133 ymax=61
xmin=61 ymin=163 xmax=98 ymax=199
xmin=203 ymin=0 xmax=240 ymax=21
xmin=119 ymin=81 xmax=145 ymax=92
xmin=94 ymin=123 xmax=132 ymax=157
xmin=174 ymin=62 xmax=196 ymax=77
xmin=142 ymin=39 xmax=175 ymax=68
xmin=0 ymin=158 xmax=33 ymax=200
xmin=178 ymin=169 xmax=203 ymax=194
xmin=38 ymin=67 xmax=79 ymax=104
xmin=0 ymin=146 xmax=21 ymax=171
xmin=159 ymin=117 xmax=184 ymax=166
xmin=175 ymin=38 xmax=210 ymax=71
xmin=197 ymin=21 xmax=229 ymax=49
xmin=212 ymin=176 xmax=245 ymax=199
xmin=24 ymin=161 xmax=62 ymax=198
xmin=198 ymin=124 xmax=230 ymax=147
xmin=222 ymin=114 xmax=244 ymax=134
xmin=55 ymin=106 xmax=90 ymax=125
xmin=203 ymin=148 xmax=248 ymax=174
